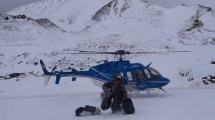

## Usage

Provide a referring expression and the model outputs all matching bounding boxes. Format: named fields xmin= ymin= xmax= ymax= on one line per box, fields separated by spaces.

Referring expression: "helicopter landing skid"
xmin=127 ymin=90 xmax=143 ymax=98
xmin=100 ymin=91 xmax=144 ymax=99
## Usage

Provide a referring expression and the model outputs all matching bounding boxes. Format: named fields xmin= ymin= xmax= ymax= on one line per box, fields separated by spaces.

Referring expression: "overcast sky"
xmin=0 ymin=0 xmax=42 ymax=13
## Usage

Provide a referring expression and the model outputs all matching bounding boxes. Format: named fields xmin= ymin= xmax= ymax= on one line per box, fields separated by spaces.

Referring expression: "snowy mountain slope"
xmin=7 ymin=0 xmax=112 ymax=31
xmin=68 ymin=0 xmax=215 ymax=43
xmin=0 ymin=14 xmax=67 ymax=77
xmin=89 ymin=1 xmax=215 ymax=44
xmin=0 ymin=0 xmax=215 ymax=98
xmin=0 ymin=14 xmax=64 ymax=45
xmin=149 ymin=0 xmax=215 ymax=10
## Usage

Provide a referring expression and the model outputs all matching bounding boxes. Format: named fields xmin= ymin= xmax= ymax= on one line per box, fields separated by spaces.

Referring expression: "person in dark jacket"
xmin=102 ymin=74 xmax=128 ymax=113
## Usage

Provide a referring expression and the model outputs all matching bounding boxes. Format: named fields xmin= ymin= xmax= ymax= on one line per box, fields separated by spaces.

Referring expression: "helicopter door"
xmin=134 ymin=70 xmax=143 ymax=85
xmin=125 ymin=71 xmax=138 ymax=90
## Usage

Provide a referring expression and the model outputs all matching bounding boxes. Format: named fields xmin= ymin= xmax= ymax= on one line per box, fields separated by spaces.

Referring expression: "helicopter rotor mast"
xmin=112 ymin=50 xmax=130 ymax=61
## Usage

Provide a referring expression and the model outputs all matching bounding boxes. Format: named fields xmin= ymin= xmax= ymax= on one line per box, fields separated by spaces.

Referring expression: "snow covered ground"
xmin=0 ymin=77 xmax=214 ymax=120
xmin=1 ymin=0 xmax=215 ymax=120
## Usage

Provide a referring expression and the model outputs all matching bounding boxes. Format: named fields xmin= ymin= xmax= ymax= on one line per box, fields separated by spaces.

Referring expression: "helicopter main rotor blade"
xmin=59 ymin=52 xmax=113 ymax=55
xmin=72 ymin=50 xmax=113 ymax=54
xmin=131 ymin=50 xmax=191 ymax=54
xmin=59 ymin=50 xmax=190 ymax=55
xmin=59 ymin=50 xmax=130 ymax=55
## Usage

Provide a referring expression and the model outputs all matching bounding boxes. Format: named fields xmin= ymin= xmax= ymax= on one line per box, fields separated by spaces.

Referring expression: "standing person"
xmin=102 ymin=74 xmax=128 ymax=113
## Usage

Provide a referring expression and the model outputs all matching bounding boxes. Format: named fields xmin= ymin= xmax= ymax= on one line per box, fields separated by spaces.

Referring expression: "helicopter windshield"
xmin=144 ymin=67 xmax=162 ymax=80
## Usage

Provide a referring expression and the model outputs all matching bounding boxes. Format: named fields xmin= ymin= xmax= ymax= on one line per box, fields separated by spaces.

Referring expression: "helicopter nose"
xmin=156 ymin=77 xmax=170 ymax=88
xmin=162 ymin=78 xmax=170 ymax=86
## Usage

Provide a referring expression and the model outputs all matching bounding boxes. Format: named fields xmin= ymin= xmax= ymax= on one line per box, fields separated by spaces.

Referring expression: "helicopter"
xmin=40 ymin=50 xmax=189 ymax=94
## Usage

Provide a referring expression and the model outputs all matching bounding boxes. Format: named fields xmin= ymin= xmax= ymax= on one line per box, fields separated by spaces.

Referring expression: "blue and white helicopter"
xmin=40 ymin=50 xmax=188 ymax=93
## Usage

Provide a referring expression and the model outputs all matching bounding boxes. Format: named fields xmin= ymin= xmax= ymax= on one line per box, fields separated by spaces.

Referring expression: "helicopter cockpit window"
xmin=144 ymin=67 xmax=162 ymax=80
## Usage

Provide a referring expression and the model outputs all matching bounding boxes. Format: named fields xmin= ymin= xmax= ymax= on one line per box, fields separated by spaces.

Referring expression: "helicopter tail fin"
xmin=40 ymin=60 xmax=54 ymax=85
xmin=40 ymin=60 xmax=51 ymax=75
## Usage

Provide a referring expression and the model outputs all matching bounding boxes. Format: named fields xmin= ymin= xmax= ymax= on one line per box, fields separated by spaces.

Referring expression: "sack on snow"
xmin=122 ymin=98 xmax=135 ymax=114
xmin=75 ymin=105 xmax=101 ymax=116
xmin=101 ymin=97 xmax=112 ymax=110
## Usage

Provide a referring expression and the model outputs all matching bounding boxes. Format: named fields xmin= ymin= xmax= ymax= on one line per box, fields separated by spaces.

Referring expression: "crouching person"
xmin=101 ymin=74 xmax=128 ymax=113
xmin=75 ymin=105 xmax=101 ymax=117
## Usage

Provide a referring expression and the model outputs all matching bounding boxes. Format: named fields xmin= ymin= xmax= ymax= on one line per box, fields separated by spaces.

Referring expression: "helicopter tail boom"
xmin=40 ymin=60 xmax=102 ymax=85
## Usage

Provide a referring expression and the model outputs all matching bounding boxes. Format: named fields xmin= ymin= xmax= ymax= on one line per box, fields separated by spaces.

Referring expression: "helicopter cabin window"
xmin=144 ymin=67 xmax=162 ymax=80
xmin=120 ymin=72 xmax=124 ymax=78
xmin=127 ymin=72 xmax=133 ymax=81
